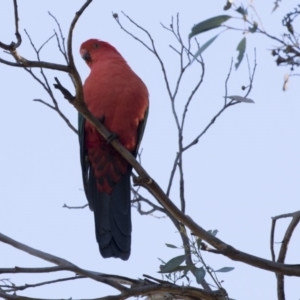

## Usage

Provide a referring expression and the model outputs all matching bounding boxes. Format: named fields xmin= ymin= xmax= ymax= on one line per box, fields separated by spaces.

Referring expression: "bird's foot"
xmin=99 ymin=115 xmax=105 ymax=123
xmin=107 ymin=132 xmax=118 ymax=144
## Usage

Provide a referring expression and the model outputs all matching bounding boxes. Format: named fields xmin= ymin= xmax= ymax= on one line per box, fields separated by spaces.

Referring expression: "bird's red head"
xmin=80 ymin=39 xmax=121 ymax=67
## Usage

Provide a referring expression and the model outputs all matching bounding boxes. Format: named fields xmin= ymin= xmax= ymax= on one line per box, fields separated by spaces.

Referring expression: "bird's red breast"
xmin=81 ymin=39 xmax=149 ymax=193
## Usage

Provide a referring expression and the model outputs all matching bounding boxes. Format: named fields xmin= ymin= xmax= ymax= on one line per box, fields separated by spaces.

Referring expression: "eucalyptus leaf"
xmin=226 ymin=95 xmax=254 ymax=103
xmin=192 ymin=34 xmax=220 ymax=62
xmin=215 ymin=267 xmax=235 ymax=273
xmin=159 ymin=255 xmax=186 ymax=273
xmin=189 ymin=15 xmax=231 ymax=39
xmin=165 ymin=243 xmax=178 ymax=249
xmin=235 ymin=37 xmax=246 ymax=69
xmin=194 ymin=267 xmax=206 ymax=283
xmin=212 ymin=229 xmax=218 ymax=236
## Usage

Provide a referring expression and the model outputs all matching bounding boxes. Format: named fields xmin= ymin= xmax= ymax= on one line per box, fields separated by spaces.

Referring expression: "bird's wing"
xmin=134 ymin=105 xmax=149 ymax=157
xmin=78 ymin=113 xmax=90 ymax=206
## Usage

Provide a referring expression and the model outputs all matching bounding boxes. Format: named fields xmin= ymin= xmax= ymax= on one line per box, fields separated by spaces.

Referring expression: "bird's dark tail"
xmin=88 ymin=167 xmax=132 ymax=260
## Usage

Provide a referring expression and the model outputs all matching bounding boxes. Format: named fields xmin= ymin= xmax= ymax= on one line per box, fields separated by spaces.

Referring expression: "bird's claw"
xmin=98 ymin=116 xmax=117 ymax=143
xmin=99 ymin=115 xmax=105 ymax=123
xmin=107 ymin=132 xmax=118 ymax=144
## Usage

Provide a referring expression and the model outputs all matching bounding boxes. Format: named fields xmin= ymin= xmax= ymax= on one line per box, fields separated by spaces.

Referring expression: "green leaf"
xmin=192 ymin=34 xmax=220 ymax=62
xmin=235 ymin=37 xmax=246 ymax=69
xmin=215 ymin=267 xmax=235 ymax=273
xmin=249 ymin=22 xmax=258 ymax=33
xmin=189 ymin=15 xmax=231 ymax=39
xmin=158 ymin=257 xmax=166 ymax=264
xmin=183 ymin=263 xmax=195 ymax=275
xmin=159 ymin=255 xmax=186 ymax=273
xmin=226 ymin=95 xmax=254 ymax=103
xmin=212 ymin=229 xmax=218 ymax=236
xmin=194 ymin=267 xmax=206 ymax=283
xmin=165 ymin=243 xmax=178 ymax=249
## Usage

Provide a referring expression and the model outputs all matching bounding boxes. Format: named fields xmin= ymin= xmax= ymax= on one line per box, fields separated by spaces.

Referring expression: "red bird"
xmin=79 ymin=39 xmax=149 ymax=260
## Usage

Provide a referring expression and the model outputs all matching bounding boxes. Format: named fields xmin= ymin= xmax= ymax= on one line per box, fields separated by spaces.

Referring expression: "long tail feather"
xmin=88 ymin=167 xmax=132 ymax=260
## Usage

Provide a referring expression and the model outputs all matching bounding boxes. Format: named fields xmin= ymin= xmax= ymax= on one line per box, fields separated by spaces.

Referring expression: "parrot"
xmin=78 ymin=39 xmax=149 ymax=260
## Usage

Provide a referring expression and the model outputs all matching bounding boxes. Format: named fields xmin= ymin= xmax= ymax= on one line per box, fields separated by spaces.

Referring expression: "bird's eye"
xmin=94 ymin=43 xmax=99 ymax=48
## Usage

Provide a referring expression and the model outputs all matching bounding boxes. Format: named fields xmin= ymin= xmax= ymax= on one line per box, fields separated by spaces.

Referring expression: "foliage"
xmin=189 ymin=1 xmax=300 ymax=79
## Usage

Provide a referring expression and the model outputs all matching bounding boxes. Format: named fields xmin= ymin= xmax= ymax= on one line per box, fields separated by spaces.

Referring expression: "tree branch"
xmin=0 ymin=232 xmax=223 ymax=300
xmin=270 ymin=210 xmax=300 ymax=300
xmin=0 ymin=232 xmax=127 ymax=292
xmin=1 ymin=275 xmax=85 ymax=293
xmin=0 ymin=266 xmax=66 ymax=274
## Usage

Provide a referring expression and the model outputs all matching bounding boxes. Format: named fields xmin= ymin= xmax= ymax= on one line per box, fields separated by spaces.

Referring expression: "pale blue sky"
xmin=0 ymin=1 xmax=299 ymax=299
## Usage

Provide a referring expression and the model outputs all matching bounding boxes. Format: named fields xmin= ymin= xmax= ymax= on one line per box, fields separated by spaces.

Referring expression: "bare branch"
xmin=33 ymin=97 xmax=77 ymax=134
xmin=13 ymin=0 xmax=22 ymax=48
xmin=115 ymin=12 xmax=180 ymax=130
xmin=32 ymin=99 xmax=55 ymax=110
xmin=0 ymin=232 xmax=128 ymax=292
xmin=244 ymin=49 xmax=257 ymax=98
xmin=131 ymin=188 xmax=166 ymax=215
xmin=1 ymin=275 xmax=85 ymax=293
xmin=166 ymin=152 xmax=179 ymax=197
xmin=0 ymin=281 xmax=224 ymax=300
xmin=21 ymin=29 xmax=78 ymax=134
xmin=0 ymin=232 xmax=223 ymax=300
xmin=182 ymin=100 xmax=239 ymax=152
xmin=63 ymin=203 xmax=89 ymax=209
xmin=224 ymin=58 xmax=233 ymax=106
xmin=183 ymin=51 xmax=257 ymax=153
xmin=0 ymin=56 xmax=70 ymax=72
xmin=0 ymin=232 xmax=76 ymax=268
xmin=48 ymin=11 xmax=68 ymax=63
xmin=0 ymin=0 xmax=21 ymax=50
xmin=0 ymin=266 xmax=66 ymax=274
xmin=67 ymin=0 xmax=93 ymax=69
xmin=271 ymin=210 xmax=300 ymax=300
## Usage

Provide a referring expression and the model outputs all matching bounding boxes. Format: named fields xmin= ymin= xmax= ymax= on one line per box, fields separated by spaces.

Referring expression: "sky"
xmin=0 ymin=0 xmax=299 ymax=299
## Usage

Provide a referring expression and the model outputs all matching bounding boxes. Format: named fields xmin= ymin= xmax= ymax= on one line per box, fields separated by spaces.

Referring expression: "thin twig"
xmin=2 ymin=275 xmax=85 ymax=293
xmin=271 ymin=210 xmax=300 ymax=300
xmin=13 ymin=0 xmax=21 ymax=48
xmin=131 ymin=188 xmax=166 ymax=216
xmin=22 ymin=29 xmax=77 ymax=134
xmin=182 ymin=100 xmax=239 ymax=152
xmin=116 ymin=12 xmax=181 ymax=131
xmin=67 ymin=0 xmax=93 ymax=68
xmin=63 ymin=203 xmax=89 ymax=209
xmin=166 ymin=152 xmax=179 ymax=197
xmin=0 ymin=232 xmax=128 ymax=292
xmin=48 ymin=11 xmax=68 ymax=63
xmin=224 ymin=58 xmax=233 ymax=106
xmin=0 ymin=266 xmax=66 ymax=274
